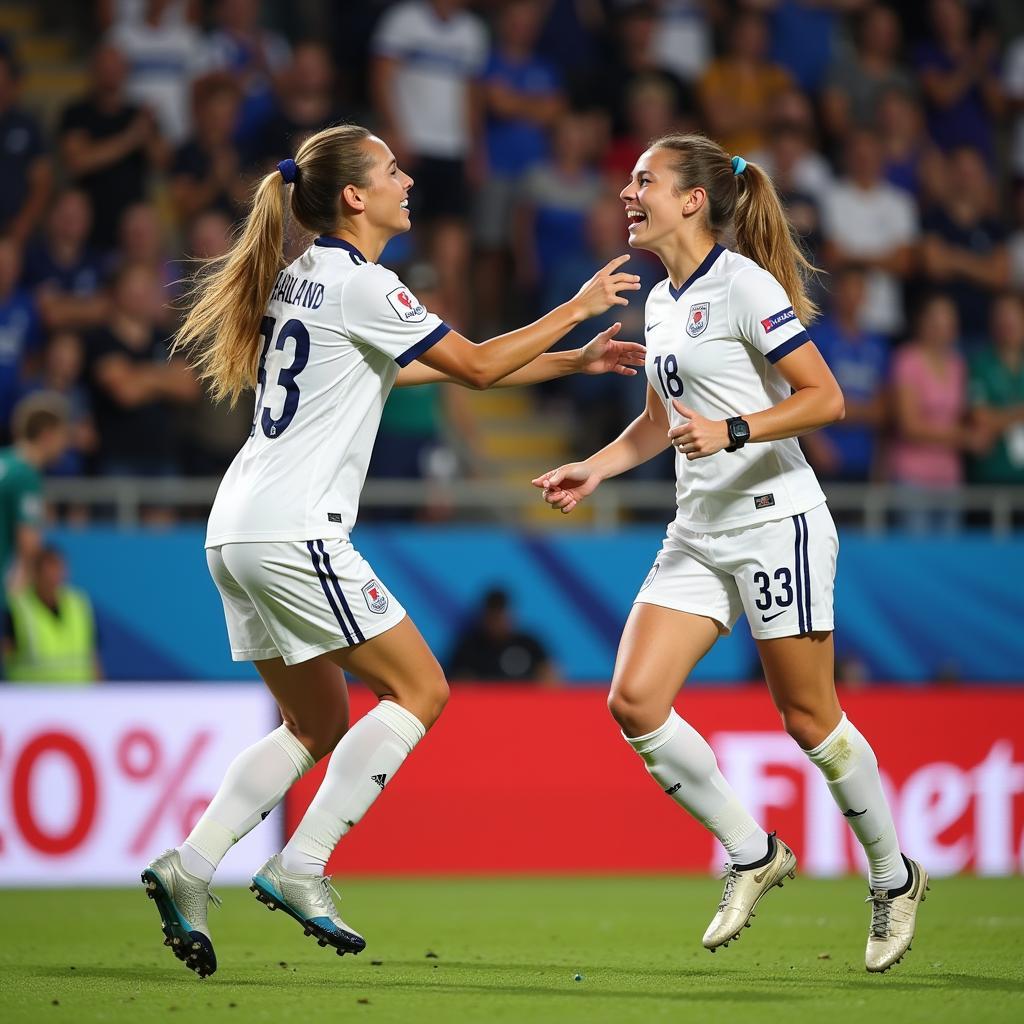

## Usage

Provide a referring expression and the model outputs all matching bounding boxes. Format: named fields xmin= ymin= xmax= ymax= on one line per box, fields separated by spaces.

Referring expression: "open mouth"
xmin=626 ymin=208 xmax=647 ymax=230
xmin=400 ymin=198 xmax=409 ymax=210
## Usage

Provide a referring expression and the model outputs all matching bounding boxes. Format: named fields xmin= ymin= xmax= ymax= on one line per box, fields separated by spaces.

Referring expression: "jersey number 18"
xmin=251 ymin=316 xmax=310 ymax=439
xmin=653 ymin=353 xmax=684 ymax=399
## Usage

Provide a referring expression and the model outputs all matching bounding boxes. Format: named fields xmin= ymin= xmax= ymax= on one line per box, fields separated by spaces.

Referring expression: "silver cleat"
xmin=141 ymin=849 xmax=221 ymax=978
xmin=250 ymin=854 xmax=366 ymax=956
xmin=865 ymin=857 xmax=929 ymax=973
xmin=703 ymin=834 xmax=797 ymax=951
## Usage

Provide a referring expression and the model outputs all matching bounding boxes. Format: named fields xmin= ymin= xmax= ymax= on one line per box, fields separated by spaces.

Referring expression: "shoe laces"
xmin=866 ymin=891 xmax=893 ymax=938
xmin=718 ymin=865 xmax=741 ymax=911
xmin=312 ymin=876 xmax=343 ymax=919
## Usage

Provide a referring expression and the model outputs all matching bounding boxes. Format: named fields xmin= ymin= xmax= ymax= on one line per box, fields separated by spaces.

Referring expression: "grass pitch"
xmin=1 ymin=876 xmax=1022 ymax=1023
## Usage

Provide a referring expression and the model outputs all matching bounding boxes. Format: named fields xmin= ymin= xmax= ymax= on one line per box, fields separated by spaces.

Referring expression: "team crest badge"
xmin=362 ymin=580 xmax=389 ymax=614
xmin=641 ymin=562 xmax=659 ymax=590
xmin=686 ymin=302 xmax=710 ymax=337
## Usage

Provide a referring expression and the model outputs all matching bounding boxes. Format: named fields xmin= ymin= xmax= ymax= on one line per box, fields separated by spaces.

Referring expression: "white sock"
xmin=280 ymin=700 xmax=425 ymax=876
xmin=625 ymin=710 xmax=769 ymax=866
xmin=178 ymin=725 xmax=315 ymax=883
xmin=804 ymin=713 xmax=907 ymax=891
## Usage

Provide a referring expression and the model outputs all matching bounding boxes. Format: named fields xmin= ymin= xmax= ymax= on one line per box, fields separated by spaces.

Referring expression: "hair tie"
xmin=731 ymin=155 xmax=747 ymax=176
xmin=277 ymin=158 xmax=297 ymax=184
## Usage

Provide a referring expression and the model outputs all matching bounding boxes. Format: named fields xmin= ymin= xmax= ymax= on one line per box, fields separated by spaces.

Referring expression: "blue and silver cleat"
xmin=142 ymin=849 xmax=221 ymax=979
xmin=250 ymin=854 xmax=366 ymax=957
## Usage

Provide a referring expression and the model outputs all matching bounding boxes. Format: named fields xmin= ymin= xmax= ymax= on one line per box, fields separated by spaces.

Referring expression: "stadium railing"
xmin=42 ymin=477 xmax=1024 ymax=533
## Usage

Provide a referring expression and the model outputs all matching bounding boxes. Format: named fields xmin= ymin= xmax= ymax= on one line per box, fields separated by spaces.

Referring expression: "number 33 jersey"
xmin=206 ymin=237 xmax=450 ymax=547
xmin=644 ymin=244 xmax=825 ymax=533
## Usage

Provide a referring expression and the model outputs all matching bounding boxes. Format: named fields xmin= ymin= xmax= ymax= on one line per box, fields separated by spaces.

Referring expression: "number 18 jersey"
xmin=644 ymin=244 xmax=825 ymax=533
xmin=205 ymin=237 xmax=450 ymax=547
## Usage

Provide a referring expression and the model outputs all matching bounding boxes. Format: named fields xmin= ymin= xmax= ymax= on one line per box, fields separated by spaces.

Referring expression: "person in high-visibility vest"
xmin=3 ymin=545 xmax=101 ymax=684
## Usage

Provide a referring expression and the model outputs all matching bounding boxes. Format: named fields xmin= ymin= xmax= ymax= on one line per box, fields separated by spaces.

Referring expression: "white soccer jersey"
xmin=205 ymin=237 xmax=450 ymax=546
xmin=644 ymin=244 xmax=826 ymax=532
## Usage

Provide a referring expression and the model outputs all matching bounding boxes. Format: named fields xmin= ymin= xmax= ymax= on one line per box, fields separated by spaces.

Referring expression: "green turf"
xmin=1 ymin=876 xmax=1022 ymax=1023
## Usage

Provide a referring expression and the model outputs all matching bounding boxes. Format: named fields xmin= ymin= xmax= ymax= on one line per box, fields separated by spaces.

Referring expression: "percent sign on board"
xmin=116 ymin=729 xmax=213 ymax=856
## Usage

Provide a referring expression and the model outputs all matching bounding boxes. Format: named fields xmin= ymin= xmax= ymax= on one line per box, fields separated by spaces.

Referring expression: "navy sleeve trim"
xmin=765 ymin=330 xmax=810 ymax=364
xmin=395 ymin=322 xmax=451 ymax=367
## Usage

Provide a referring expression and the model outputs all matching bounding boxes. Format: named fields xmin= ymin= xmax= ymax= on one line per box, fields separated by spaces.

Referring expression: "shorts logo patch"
xmin=386 ymin=286 xmax=427 ymax=324
xmin=641 ymin=562 xmax=660 ymax=590
xmin=327 ymin=512 xmax=343 ymax=524
xmin=362 ymin=580 xmax=389 ymax=614
xmin=686 ymin=302 xmax=710 ymax=337
xmin=754 ymin=493 xmax=776 ymax=510
xmin=760 ymin=306 xmax=795 ymax=334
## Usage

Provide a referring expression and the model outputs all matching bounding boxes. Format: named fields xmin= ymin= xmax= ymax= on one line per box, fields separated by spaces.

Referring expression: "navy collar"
xmin=314 ymin=236 xmax=369 ymax=263
xmin=668 ymin=243 xmax=725 ymax=301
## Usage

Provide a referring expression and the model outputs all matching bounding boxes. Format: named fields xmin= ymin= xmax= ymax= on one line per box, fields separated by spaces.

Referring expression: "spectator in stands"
xmin=86 ymin=263 xmax=198 ymax=476
xmin=889 ymin=294 xmax=976 ymax=531
xmin=802 ymin=266 xmax=889 ymax=483
xmin=914 ymin=0 xmax=1003 ymax=164
xmin=765 ymin=0 xmax=843 ymax=95
xmin=1010 ymin=180 xmax=1024 ymax=291
xmin=20 ymin=332 xmax=97 ymax=479
xmin=968 ymin=293 xmax=1024 ymax=485
xmin=0 ymin=45 xmax=52 ymax=247
xmin=105 ymin=0 xmax=211 ymax=145
xmin=1005 ymin=29 xmax=1024 ymax=179
xmin=58 ymin=43 xmax=163 ymax=253
xmin=649 ymin=0 xmax=713 ymax=87
xmin=23 ymin=189 xmax=109 ymax=333
xmin=920 ymin=146 xmax=1009 ymax=350
xmin=177 ymin=210 xmax=252 ymax=474
xmin=114 ymin=203 xmax=176 ymax=307
xmin=244 ymin=41 xmax=354 ymax=175
xmin=169 ymin=78 xmax=247 ymax=226
xmin=603 ymin=73 xmax=686 ymax=186
xmin=0 ymin=237 xmax=42 ymax=444
xmin=4 ymin=545 xmax=101 ymax=685
xmin=697 ymin=9 xmax=793 ymax=156
xmin=752 ymin=90 xmax=833 ymax=205
xmin=515 ymin=110 xmax=605 ymax=314
xmin=0 ymin=395 xmax=69 ymax=602
xmin=474 ymin=0 xmax=565 ymax=335
xmin=371 ymin=0 xmax=488 ymax=327
xmin=205 ymin=0 xmax=290 ymax=145
xmin=448 ymin=587 xmax=558 ymax=684
xmin=822 ymin=4 xmax=915 ymax=141
xmin=821 ymin=129 xmax=918 ymax=339
xmin=877 ymin=87 xmax=934 ymax=200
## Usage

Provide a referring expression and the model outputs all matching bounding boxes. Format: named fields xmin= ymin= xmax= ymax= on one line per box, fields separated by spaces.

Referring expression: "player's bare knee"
xmin=608 ymin=684 xmax=662 ymax=735
xmin=779 ymin=705 xmax=829 ymax=750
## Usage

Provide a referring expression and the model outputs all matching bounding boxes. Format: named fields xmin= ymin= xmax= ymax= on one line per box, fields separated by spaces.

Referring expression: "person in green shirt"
xmin=0 ymin=393 xmax=69 ymax=603
xmin=969 ymin=293 xmax=1024 ymax=484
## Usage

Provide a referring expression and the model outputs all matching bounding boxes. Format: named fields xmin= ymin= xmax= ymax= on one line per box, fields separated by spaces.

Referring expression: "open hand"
xmin=571 ymin=255 xmax=642 ymax=320
xmin=667 ymin=399 xmax=729 ymax=460
xmin=578 ymin=323 xmax=646 ymax=376
xmin=531 ymin=462 xmax=601 ymax=515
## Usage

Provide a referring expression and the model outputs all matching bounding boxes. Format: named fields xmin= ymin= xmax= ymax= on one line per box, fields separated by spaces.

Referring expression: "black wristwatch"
xmin=725 ymin=416 xmax=751 ymax=452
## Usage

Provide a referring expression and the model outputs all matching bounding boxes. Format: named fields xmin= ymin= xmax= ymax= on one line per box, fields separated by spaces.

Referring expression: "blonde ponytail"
xmin=651 ymin=133 xmax=820 ymax=326
xmin=174 ymin=123 xmax=374 ymax=407
xmin=733 ymin=161 xmax=819 ymax=325
xmin=174 ymin=170 xmax=286 ymax=406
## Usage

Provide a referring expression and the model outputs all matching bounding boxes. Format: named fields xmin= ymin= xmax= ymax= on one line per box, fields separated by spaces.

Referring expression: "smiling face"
xmin=620 ymin=147 xmax=702 ymax=255
xmin=348 ymin=135 xmax=414 ymax=239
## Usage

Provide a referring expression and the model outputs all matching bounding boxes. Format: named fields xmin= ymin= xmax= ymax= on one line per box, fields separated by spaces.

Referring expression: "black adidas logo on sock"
xmin=664 ymin=783 xmax=681 ymax=795
xmin=371 ymin=774 xmax=387 ymax=789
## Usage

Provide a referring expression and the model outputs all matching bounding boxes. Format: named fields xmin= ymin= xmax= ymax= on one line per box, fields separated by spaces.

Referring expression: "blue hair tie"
xmin=277 ymin=158 xmax=297 ymax=184
xmin=731 ymin=155 xmax=747 ymax=176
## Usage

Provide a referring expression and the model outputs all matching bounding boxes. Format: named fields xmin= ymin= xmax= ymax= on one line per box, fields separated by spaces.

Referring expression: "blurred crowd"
xmin=1 ymin=0 xmax=1024 ymax=508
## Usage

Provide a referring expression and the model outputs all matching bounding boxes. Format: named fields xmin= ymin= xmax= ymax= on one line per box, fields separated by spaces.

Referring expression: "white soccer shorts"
xmin=635 ymin=502 xmax=838 ymax=638
xmin=207 ymin=538 xmax=407 ymax=665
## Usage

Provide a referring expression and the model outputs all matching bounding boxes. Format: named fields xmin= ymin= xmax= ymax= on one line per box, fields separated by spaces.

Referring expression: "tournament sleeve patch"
xmin=760 ymin=306 xmax=796 ymax=334
xmin=386 ymin=286 xmax=428 ymax=324
xmin=395 ymin=323 xmax=452 ymax=367
xmin=765 ymin=330 xmax=810 ymax=363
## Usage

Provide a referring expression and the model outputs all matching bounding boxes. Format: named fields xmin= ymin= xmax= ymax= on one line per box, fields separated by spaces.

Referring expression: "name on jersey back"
xmin=270 ymin=271 xmax=324 ymax=310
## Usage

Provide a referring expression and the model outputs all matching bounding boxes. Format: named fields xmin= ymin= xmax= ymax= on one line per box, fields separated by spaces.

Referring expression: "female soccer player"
xmin=534 ymin=135 xmax=927 ymax=974
xmin=141 ymin=122 xmax=643 ymax=978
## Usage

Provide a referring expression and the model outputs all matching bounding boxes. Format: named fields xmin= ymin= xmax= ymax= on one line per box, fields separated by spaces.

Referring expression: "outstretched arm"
xmin=394 ymin=323 xmax=645 ymax=388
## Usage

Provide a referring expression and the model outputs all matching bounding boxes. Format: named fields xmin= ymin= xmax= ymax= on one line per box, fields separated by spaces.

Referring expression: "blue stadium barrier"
xmin=50 ymin=526 xmax=1024 ymax=683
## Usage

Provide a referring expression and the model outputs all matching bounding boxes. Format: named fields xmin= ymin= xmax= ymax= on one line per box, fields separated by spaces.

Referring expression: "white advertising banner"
xmin=0 ymin=685 xmax=278 ymax=885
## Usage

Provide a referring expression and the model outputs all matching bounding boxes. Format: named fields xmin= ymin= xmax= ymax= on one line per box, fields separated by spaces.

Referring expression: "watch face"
xmin=732 ymin=419 xmax=751 ymax=442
